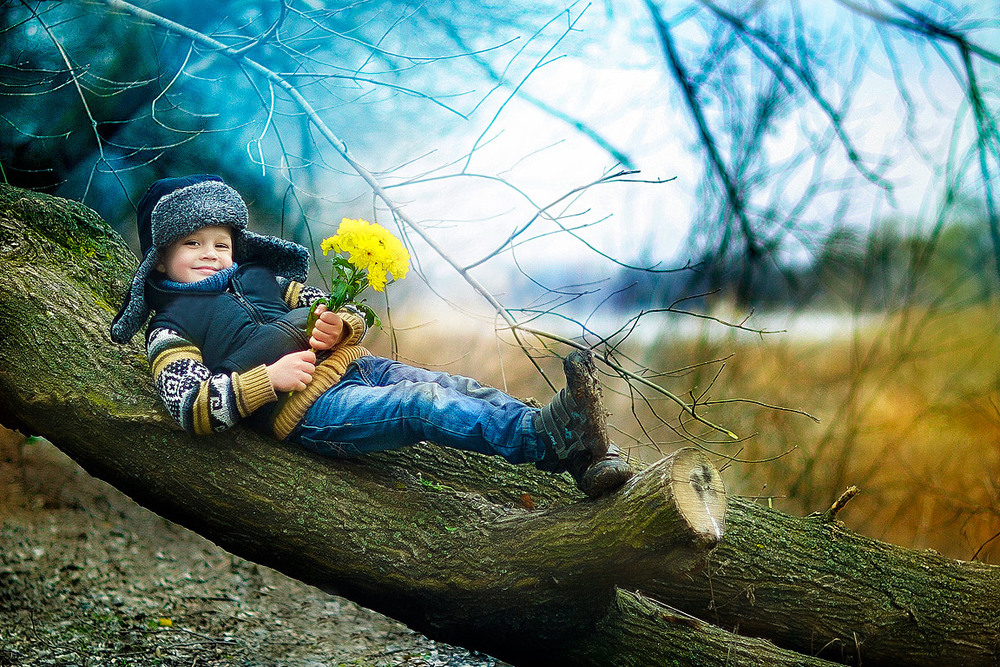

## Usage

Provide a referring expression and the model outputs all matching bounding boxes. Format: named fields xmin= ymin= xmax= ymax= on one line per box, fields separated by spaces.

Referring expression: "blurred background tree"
xmin=3 ymin=1 xmax=997 ymax=308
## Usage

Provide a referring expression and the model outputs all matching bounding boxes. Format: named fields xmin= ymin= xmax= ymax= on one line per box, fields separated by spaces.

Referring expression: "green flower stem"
xmin=306 ymin=264 xmax=366 ymax=341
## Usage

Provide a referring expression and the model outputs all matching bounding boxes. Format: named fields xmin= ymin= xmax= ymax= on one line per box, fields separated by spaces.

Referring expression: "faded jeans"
xmin=287 ymin=356 xmax=547 ymax=465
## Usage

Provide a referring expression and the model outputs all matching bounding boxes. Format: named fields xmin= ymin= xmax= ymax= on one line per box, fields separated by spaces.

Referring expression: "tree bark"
xmin=388 ymin=449 xmax=1000 ymax=667
xmin=572 ymin=590 xmax=842 ymax=667
xmin=645 ymin=497 xmax=1000 ymax=666
xmin=1 ymin=184 xmax=998 ymax=667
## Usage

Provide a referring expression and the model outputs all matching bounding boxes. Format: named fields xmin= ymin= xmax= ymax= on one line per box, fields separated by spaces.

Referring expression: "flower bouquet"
xmin=306 ymin=217 xmax=410 ymax=334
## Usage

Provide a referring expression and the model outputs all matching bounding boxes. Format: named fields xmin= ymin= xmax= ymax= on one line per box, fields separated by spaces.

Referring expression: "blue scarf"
xmin=157 ymin=263 xmax=239 ymax=293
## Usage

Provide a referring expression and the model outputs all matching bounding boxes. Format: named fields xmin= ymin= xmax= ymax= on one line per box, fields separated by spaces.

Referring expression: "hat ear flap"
xmin=237 ymin=231 xmax=310 ymax=282
xmin=110 ymin=252 xmax=159 ymax=344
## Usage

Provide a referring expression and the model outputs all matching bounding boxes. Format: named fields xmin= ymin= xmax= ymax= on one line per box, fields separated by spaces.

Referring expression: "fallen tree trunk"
xmin=642 ymin=497 xmax=1000 ymax=666
xmin=383 ymin=450 xmax=1000 ymax=667
xmin=0 ymin=184 xmax=998 ymax=666
xmin=578 ymin=590 xmax=846 ymax=667
xmin=0 ymin=184 xmax=740 ymax=665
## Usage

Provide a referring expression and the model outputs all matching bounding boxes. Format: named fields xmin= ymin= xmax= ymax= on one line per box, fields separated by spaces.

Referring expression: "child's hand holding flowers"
xmin=307 ymin=218 xmax=410 ymax=339
xmin=309 ymin=303 xmax=344 ymax=350
xmin=307 ymin=303 xmax=345 ymax=350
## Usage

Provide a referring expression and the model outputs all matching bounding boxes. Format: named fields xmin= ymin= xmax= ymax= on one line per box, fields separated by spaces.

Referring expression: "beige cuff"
xmin=283 ymin=281 xmax=304 ymax=308
xmin=271 ymin=345 xmax=371 ymax=440
xmin=233 ymin=365 xmax=278 ymax=416
xmin=338 ymin=310 xmax=368 ymax=346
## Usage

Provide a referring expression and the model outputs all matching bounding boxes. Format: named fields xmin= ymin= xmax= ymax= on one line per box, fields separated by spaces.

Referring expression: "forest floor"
xmin=0 ymin=429 xmax=506 ymax=667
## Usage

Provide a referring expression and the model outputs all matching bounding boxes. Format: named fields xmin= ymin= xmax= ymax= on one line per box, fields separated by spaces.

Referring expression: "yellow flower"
xmin=320 ymin=218 xmax=409 ymax=292
xmin=309 ymin=218 xmax=409 ymax=335
xmin=320 ymin=236 xmax=337 ymax=256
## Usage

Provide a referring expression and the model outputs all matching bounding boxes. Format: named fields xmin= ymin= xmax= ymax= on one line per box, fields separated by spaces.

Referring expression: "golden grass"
xmin=377 ymin=302 xmax=1000 ymax=563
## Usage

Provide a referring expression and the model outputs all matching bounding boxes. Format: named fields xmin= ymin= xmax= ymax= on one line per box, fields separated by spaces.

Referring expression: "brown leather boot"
xmin=535 ymin=388 xmax=633 ymax=498
xmin=578 ymin=444 xmax=633 ymax=498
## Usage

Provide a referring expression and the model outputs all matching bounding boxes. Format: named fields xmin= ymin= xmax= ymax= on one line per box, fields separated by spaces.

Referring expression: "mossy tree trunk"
xmin=1 ymin=184 xmax=998 ymax=667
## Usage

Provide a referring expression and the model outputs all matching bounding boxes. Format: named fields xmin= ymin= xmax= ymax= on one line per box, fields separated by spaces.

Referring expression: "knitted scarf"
xmin=156 ymin=263 xmax=239 ymax=293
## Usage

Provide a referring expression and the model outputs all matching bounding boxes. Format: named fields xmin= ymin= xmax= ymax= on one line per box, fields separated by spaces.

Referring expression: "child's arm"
xmin=148 ymin=326 xmax=278 ymax=435
xmin=277 ymin=277 xmax=369 ymax=347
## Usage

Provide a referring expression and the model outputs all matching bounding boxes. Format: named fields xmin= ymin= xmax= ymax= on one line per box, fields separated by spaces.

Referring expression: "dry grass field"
xmin=378 ymin=300 xmax=1000 ymax=564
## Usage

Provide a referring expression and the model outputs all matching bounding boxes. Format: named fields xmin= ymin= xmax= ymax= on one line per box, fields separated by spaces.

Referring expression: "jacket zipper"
xmin=230 ymin=273 xmax=310 ymax=347
xmin=228 ymin=274 xmax=265 ymax=324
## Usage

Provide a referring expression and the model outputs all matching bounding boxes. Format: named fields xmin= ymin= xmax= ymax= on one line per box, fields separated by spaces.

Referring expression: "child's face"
xmin=156 ymin=225 xmax=234 ymax=283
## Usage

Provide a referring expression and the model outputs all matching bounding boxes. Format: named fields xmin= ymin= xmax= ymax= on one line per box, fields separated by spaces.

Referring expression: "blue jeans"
xmin=287 ymin=356 xmax=547 ymax=465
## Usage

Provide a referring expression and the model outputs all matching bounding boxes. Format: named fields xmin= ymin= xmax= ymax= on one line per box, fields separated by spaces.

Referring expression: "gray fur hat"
xmin=110 ymin=174 xmax=310 ymax=344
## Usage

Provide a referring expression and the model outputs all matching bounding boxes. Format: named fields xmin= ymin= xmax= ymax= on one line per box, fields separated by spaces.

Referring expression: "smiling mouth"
xmin=194 ymin=267 xmax=219 ymax=273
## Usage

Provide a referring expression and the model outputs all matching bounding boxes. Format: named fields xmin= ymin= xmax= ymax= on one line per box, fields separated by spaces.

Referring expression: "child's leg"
xmin=287 ymin=356 xmax=547 ymax=464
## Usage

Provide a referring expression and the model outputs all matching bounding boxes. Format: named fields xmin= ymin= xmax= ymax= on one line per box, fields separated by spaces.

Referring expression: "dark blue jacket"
xmin=146 ymin=264 xmax=311 ymax=374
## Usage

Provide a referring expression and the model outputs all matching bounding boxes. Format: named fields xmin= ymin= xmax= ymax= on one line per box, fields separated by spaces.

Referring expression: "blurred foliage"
xmin=1 ymin=0 xmax=998 ymax=309
xmin=607 ymin=213 xmax=999 ymax=313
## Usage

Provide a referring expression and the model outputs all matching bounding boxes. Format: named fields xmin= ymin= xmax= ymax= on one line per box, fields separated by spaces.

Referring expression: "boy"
xmin=111 ymin=174 xmax=632 ymax=498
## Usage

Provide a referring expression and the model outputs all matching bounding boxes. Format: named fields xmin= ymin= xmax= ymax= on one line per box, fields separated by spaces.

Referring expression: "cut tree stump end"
xmin=668 ymin=448 xmax=727 ymax=543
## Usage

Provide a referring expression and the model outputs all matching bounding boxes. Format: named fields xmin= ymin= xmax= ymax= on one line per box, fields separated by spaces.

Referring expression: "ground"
xmin=0 ymin=430 xmax=506 ymax=667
